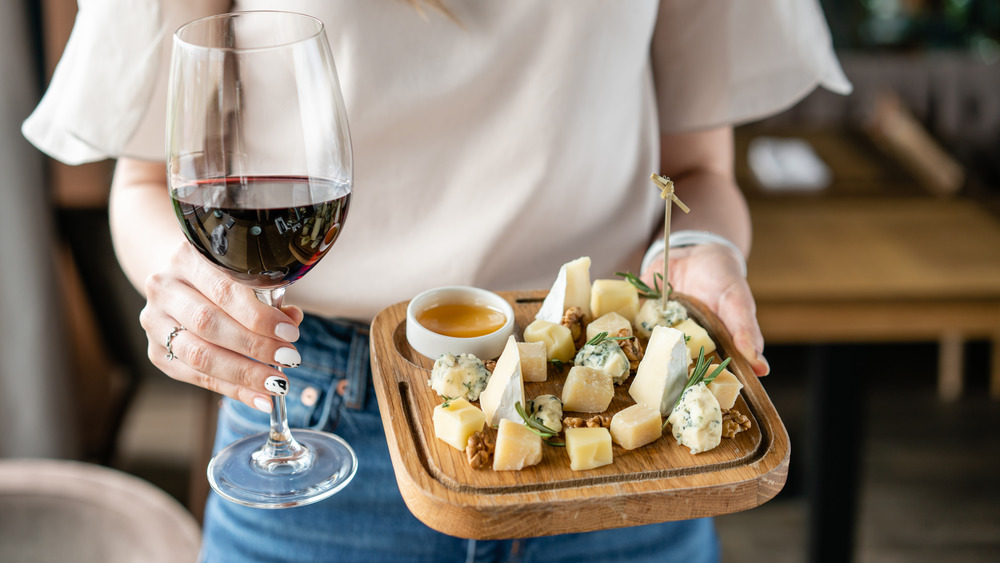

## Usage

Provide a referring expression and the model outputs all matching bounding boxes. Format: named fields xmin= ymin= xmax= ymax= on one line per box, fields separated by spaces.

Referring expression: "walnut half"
xmin=721 ymin=409 xmax=751 ymax=438
xmin=466 ymin=431 xmax=495 ymax=469
xmin=616 ymin=328 xmax=644 ymax=371
xmin=561 ymin=306 xmax=587 ymax=348
xmin=564 ymin=414 xmax=611 ymax=430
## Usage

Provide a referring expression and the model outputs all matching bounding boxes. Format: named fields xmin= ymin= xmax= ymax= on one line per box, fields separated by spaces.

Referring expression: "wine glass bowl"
xmin=167 ymin=11 xmax=357 ymax=508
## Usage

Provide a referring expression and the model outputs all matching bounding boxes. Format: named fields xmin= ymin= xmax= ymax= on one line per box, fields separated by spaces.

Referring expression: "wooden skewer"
xmin=650 ymin=173 xmax=690 ymax=310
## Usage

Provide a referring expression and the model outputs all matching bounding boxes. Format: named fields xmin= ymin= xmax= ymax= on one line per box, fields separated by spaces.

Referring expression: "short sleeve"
xmin=22 ymin=0 xmax=230 ymax=165
xmin=651 ymin=0 xmax=852 ymax=134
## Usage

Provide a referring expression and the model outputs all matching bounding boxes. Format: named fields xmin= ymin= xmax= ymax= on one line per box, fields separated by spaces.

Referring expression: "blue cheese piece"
xmin=634 ymin=299 xmax=688 ymax=338
xmin=528 ymin=394 xmax=563 ymax=433
xmin=628 ymin=325 xmax=690 ymax=415
xmin=427 ymin=353 xmax=490 ymax=401
xmin=536 ymin=256 xmax=592 ymax=323
xmin=478 ymin=336 xmax=525 ymax=427
xmin=666 ymin=382 xmax=722 ymax=454
xmin=574 ymin=340 xmax=630 ymax=385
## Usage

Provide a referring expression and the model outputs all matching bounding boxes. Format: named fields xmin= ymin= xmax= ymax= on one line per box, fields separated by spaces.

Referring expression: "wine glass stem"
xmin=251 ymin=287 xmax=313 ymax=474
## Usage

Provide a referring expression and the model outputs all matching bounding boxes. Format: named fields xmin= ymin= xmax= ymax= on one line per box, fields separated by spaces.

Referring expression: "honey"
xmin=416 ymin=303 xmax=507 ymax=338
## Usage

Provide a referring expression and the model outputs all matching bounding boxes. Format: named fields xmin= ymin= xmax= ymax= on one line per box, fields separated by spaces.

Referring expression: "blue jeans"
xmin=200 ymin=315 xmax=720 ymax=562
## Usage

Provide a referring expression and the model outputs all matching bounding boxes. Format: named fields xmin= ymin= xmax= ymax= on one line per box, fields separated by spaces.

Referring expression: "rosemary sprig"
xmin=440 ymin=395 xmax=456 ymax=409
xmin=515 ymin=402 xmax=565 ymax=447
xmin=615 ymin=271 xmax=673 ymax=300
xmin=674 ymin=346 xmax=731 ymax=410
xmin=585 ymin=331 xmax=629 ymax=347
xmin=549 ymin=358 xmax=567 ymax=369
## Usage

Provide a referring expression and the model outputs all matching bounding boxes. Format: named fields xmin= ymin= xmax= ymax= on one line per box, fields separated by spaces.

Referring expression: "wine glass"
xmin=166 ymin=11 xmax=357 ymax=508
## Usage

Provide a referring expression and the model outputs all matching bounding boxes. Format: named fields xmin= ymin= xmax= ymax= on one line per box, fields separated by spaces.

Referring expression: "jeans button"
xmin=301 ymin=386 xmax=319 ymax=407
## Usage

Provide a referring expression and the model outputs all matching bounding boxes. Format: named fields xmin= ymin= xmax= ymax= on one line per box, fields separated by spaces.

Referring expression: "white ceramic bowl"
xmin=405 ymin=286 xmax=515 ymax=360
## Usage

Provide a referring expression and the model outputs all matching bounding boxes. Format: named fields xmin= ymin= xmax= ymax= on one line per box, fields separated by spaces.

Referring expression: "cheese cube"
xmin=432 ymin=398 xmax=486 ymax=451
xmin=528 ymin=394 xmax=563 ymax=433
xmin=536 ymin=256 xmax=592 ymax=323
xmin=667 ymin=383 xmax=722 ymax=454
xmin=493 ymin=419 xmax=543 ymax=471
xmin=561 ymin=366 xmax=614 ymax=413
xmin=589 ymin=280 xmax=640 ymax=324
xmin=674 ymin=318 xmax=716 ymax=360
xmin=585 ymin=312 xmax=633 ymax=342
xmin=565 ymin=427 xmax=613 ymax=471
xmin=517 ymin=341 xmax=548 ymax=382
xmin=634 ymin=299 xmax=688 ymax=338
xmin=479 ymin=336 xmax=524 ymax=427
xmin=609 ymin=404 xmax=662 ymax=450
xmin=629 ymin=325 xmax=690 ymax=416
xmin=706 ymin=366 xmax=743 ymax=410
xmin=428 ymin=353 xmax=490 ymax=401
xmin=523 ymin=319 xmax=575 ymax=363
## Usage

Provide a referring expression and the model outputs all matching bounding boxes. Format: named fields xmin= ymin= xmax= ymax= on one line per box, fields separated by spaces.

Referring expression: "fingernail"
xmin=253 ymin=396 xmax=273 ymax=413
xmin=264 ymin=376 xmax=289 ymax=395
xmin=274 ymin=347 xmax=301 ymax=368
xmin=275 ymin=323 xmax=299 ymax=342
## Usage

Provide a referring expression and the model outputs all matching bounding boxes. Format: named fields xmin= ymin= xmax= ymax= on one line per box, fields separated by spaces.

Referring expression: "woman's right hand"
xmin=138 ymin=241 xmax=304 ymax=414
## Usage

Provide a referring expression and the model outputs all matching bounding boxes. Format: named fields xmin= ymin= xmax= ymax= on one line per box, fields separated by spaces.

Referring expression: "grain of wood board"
xmin=370 ymin=290 xmax=789 ymax=539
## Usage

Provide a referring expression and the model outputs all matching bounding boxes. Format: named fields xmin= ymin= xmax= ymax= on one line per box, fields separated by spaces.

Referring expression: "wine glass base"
xmin=207 ymin=429 xmax=358 ymax=509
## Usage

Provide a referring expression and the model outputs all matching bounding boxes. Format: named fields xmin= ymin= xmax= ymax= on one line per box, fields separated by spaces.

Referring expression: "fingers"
xmin=715 ymin=281 xmax=770 ymax=377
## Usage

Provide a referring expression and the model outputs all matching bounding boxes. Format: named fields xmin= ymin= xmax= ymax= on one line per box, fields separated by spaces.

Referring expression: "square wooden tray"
xmin=369 ymin=290 xmax=789 ymax=539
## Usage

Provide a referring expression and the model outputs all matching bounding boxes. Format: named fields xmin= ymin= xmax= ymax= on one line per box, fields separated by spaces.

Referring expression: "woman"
xmin=25 ymin=1 xmax=850 ymax=561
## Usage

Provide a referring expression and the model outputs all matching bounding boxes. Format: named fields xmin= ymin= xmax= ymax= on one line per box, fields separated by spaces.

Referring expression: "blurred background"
xmin=1 ymin=1 xmax=998 ymax=562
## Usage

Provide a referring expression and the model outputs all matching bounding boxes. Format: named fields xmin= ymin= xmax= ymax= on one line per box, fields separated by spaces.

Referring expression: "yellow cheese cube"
xmin=517 ymin=341 xmax=548 ymax=382
xmin=523 ymin=319 xmax=575 ymax=363
xmin=432 ymin=398 xmax=486 ymax=451
xmin=675 ymin=318 xmax=716 ymax=360
xmin=565 ymin=427 xmax=613 ymax=471
xmin=492 ymin=419 xmax=543 ymax=471
xmin=590 ymin=280 xmax=640 ymax=324
xmin=609 ymin=404 xmax=662 ymax=450
xmin=706 ymin=366 xmax=743 ymax=410
xmin=561 ymin=366 xmax=614 ymax=413
xmin=585 ymin=312 xmax=633 ymax=342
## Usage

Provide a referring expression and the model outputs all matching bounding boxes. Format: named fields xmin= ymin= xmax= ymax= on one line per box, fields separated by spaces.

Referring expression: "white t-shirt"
xmin=24 ymin=0 xmax=850 ymax=321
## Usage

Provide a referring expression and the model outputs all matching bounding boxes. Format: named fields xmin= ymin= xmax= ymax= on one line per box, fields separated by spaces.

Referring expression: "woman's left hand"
xmin=642 ymin=243 xmax=769 ymax=377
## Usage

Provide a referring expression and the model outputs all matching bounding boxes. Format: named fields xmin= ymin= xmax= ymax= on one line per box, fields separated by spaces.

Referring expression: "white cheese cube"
xmin=523 ymin=319 xmax=575 ymax=363
xmin=667 ymin=383 xmax=722 ymax=454
xmin=536 ymin=256 xmax=592 ymax=323
xmin=565 ymin=427 xmax=613 ymax=471
xmin=479 ymin=336 xmax=524 ymax=427
xmin=574 ymin=341 xmax=630 ymax=385
xmin=432 ymin=398 xmax=486 ymax=451
xmin=427 ymin=353 xmax=490 ymax=401
xmin=589 ymin=280 xmax=639 ymax=324
xmin=561 ymin=366 xmax=614 ymax=413
xmin=674 ymin=318 xmax=716 ymax=360
xmin=628 ymin=325 xmax=690 ymax=416
xmin=634 ymin=299 xmax=688 ymax=338
xmin=493 ymin=419 xmax=543 ymax=471
xmin=609 ymin=404 xmax=662 ymax=450
xmin=585 ymin=312 xmax=633 ymax=342
xmin=706 ymin=366 xmax=743 ymax=410
xmin=517 ymin=341 xmax=548 ymax=382
xmin=528 ymin=394 xmax=563 ymax=433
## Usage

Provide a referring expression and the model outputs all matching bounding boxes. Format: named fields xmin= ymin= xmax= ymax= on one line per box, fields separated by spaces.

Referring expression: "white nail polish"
xmin=275 ymin=323 xmax=299 ymax=342
xmin=264 ymin=376 xmax=289 ymax=395
xmin=274 ymin=347 xmax=301 ymax=368
xmin=253 ymin=397 xmax=273 ymax=413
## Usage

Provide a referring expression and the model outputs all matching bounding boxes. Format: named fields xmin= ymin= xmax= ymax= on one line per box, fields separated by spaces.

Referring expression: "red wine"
xmin=171 ymin=176 xmax=351 ymax=288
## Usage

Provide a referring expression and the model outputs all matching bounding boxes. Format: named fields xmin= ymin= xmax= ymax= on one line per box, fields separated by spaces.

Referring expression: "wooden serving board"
xmin=369 ymin=290 xmax=789 ymax=539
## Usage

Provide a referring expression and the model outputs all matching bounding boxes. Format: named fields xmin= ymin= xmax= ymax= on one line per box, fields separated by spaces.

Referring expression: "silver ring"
xmin=165 ymin=326 xmax=185 ymax=361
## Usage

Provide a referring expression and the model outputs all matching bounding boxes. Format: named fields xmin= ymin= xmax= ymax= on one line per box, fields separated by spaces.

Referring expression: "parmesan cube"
xmin=561 ymin=366 xmax=614 ymax=413
xmin=675 ymin=318 xmax=716 ymax=360
xmin=609 ymin=404 xmax=662 ymax=450
xmin=523 ymin=319 xmax=575 ymax=363
xmin=706 ymin=366 xmax=743 ymax=410
xmin=517 ymin=341 xmax=548 ymax=382
xmin=589 ymin=280 xmax=640 ymax=324
xmin=585 ymin=312 xmax=633 ymax=342
xmin=432 ymin=398 xmax=486 ymax=451
xmin=493 ymin=419 xmax=543 ymax=471
xmin=565 ymin=427 xmax=613 ymax=471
